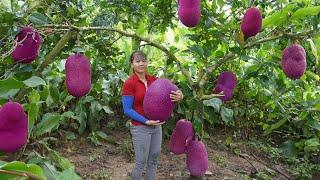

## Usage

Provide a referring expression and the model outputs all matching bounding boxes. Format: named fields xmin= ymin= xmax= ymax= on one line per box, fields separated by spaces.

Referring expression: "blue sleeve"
xmin=122 ymin=96 xmax=148 ymax=124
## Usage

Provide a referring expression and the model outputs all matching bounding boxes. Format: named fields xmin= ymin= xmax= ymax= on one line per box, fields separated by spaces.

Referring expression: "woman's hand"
xmin=170 ymin=90 xmax=184 ymax=102
xmin=145 ymin=120 xmax=165 ymax=126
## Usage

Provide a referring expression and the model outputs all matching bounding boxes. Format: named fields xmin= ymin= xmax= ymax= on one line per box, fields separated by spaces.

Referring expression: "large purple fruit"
xmin=143 ymin=78 xmax=179 ymax=122
xmin=213 ymin=84 xmax=233 ymax=101
xmin=0 ymin=102 xmax=28 ymax=153
xmin=65 ymin=54 xmax=92 ymax=97
xmin=240 ymin=7 xmax=262 ymax=37
xmin=169 ymin=119 xmax=194 ymax=155
xmin=178 ymin=0 xmax=201 ymax=27
xmin=11 ymin=26 xmax=42 ymax=63
xmin=186 ymin=137 xmax=208 ymax=177
xmin=281 ymin=44 xmax=307 ymax=79
xmin=216 ymin=71 xmax=237 ymax=90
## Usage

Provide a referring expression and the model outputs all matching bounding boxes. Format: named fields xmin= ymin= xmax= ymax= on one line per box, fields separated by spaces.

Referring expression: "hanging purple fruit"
xmin=65 ymin=54 xmax=92 ymax=98
xmin=281 ymin=44 xmax=307 ymax=79
xmin=178 ymin=0 xmax=201 ymax=27
xmin=240 ymin=7 xmax=262 ymax=37
xmin=213 ymin=71 xmax=237 ymax=101
xmin=11 ymin=26 xmax=42 ymax=63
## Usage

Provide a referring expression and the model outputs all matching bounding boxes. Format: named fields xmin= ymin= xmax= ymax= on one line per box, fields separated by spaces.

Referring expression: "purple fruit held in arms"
xmin=65 ymin=54 xmax=92 ymax=97
xmin=0 ymin=102 xmax=28 ymax=153
xmin=213 ymin=84 xmax=233 ymax=101
xmin=216 ymin=71 xmax=237 ymax=90
xmin=281 ymin=44 xmax=307 ymax=79
xmin=186 ymin=137 xmax=208 ymax=177
xmin=143 ymin=78 xmax=179 ymax=122
xmin=240 ymin=7 xmax=262 ymax=37
xmin=169 ymin=119 xmax=194 ymax=154
xmin=11 ymin=26 xmax=42 ymax=63
xmin=178 ymin=0 xmax=201 ymax=27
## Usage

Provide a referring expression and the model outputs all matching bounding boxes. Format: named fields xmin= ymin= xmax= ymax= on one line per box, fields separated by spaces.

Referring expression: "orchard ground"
xmin=54 ymin=121 xmax=295 ymax=180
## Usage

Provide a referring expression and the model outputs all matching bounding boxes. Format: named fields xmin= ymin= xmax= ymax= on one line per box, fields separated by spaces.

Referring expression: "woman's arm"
xmin=122 ymin=95 xmax=148 ymax=124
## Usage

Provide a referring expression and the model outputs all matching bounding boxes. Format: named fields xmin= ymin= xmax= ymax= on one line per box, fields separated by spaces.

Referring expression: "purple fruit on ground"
xmin=169 ymin=119 xmax=194 ymax=154
xmin=143 ymin=78 xmax=179 ymax=122
xmin=281 ymin=44 xmax=307 ymax=79
xmin=186 ymin=137 xmax=208 ymax=177
xmin=65 ymin=54 xmax=92 ymax=97
xmin=11 ymin=26 xmax=42 ymax=63
xmin=240 ymin=7 xmax=262 ymax=37
xmin=178 ymin=0 xmax=201 ymax=27
xmin=213 ymin=84 xmax=233 ymax=101
xmin=216 ymin=71 xmax=237 ymax=90
xmin=0 ymin=102 xmax=28 ymax=153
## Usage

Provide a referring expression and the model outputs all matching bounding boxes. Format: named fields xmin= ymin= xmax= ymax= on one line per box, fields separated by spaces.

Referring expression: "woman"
xmin=122 ymin=51 xmax=184 ymax=180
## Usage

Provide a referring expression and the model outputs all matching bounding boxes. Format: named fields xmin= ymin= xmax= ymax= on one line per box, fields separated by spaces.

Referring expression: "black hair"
xmin=130 ymin=50 xmax=147 ymax=63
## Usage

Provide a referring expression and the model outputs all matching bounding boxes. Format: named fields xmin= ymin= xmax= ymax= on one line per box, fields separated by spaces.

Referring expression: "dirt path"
xmin=58 ymin=127 xmax=291 ymax=180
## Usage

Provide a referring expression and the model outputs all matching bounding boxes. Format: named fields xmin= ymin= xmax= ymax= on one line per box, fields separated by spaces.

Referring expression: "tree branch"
xmin=198 ymin=29 xmax=316 ymax=89
xmin=35 ymin=29 xmax=76 ymax=75
xmin=15 ymin=29 xmax=76 ymax=101
xmin=40 ymin=24 xmax=195 ymax=86
xmin=198 ymin=52 xmax=234 ymax=88
xmin=201 ymin=92 xmax=225 ymax=100
xmin=0 ymin=169 xmax=42 ymax=180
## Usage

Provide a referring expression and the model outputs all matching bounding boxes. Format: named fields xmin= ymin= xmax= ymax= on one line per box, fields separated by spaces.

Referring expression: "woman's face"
xmin=131 ymin=53 xmax=148 ymax=74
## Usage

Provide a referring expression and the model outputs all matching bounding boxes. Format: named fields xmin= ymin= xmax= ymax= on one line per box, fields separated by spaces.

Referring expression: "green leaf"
xmin=304 ymin=138 xmax=320 ymax=152
xmin=315 ymin=103 xmax=320 ymax=111
xmin=28 ymin=103 xmax=39 ymax=132
xmin=0 ymin=77 xmax=24 ymax=99
xmin=49 ymin=85 xmax=60 ymax=103
xmin=280 ymin=140 xmax=298 ymax=157
xmin=57 ymin=168 xmax=81 ymax=180
xmin=61 ymin=111 xmax=75 ymax=119
xmin=0 ymin=161 xmax=6 ymax=166
xmin=96 ymin=131 xmax=108 ymax=140
xmin=28 ymin=12 xmax=49 ymax=25
xmin=204 ymin=106 xmax=217 ymax=125
xmin=220 ymin=107 xmax=234 ymax=126
xmin=102 ymin=105 xmax=114 ymax=114
xmin=34 ymin=113 xmax=60 ymax=136
xmin=264 ymin=117 xmax=288 ymax=135
xmin=23 ymin=76 xmax=46 ymax=87
xmin=0 ymin=161 xmax=45 ymax=180
xmin=28 ymin=90 xmax=40 ymax=103
xmin=187 ymin=44 xmax=204 ymax=57
xmin=42 ymin=161 xmax=59 ymax=179
xmin=291 ymin=6 xmax=320 ymax=20
xmin=45 ymin=94 xmax=54 ymax=107
xmin=307 ymin=39 xmax=319 ymax=66
xmin=66 ymin=131 xmax=76 ymax=140
xmin=49 ymin=151 xmax=73 ymax=170
xmin=193 ymin=115 xmax=203 ymax=137
xmin=203 ymin=98 xmax=222 ymax=112
xmin=262 ymin=4 xmax=296 ymax=28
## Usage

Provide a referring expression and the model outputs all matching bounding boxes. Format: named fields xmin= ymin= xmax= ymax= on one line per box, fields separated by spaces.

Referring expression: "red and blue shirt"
xmin=122 ymin=73 xmax=157 ymax=126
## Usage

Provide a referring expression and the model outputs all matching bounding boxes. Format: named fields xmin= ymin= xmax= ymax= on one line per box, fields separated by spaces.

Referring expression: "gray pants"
xmin=130 ymin=125 xmax=162 ymax=180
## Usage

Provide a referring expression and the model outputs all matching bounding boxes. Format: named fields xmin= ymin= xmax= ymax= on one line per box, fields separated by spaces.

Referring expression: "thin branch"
xmin=201 ymin=92 xmax=225 ymax=100
xmin=198 ymin=29 xmax=316 ymax=89
xmin=198 ymin=52 xmax=234 ymax=88
xmin=251 ymin=154 xmax=291 ymax=179
xmin=244 ymin=30 xmax=316 ymax=49
xmin=0 ymin=169 xmax=42 ymax=180
xmin=39 ymin=24 xmax=195 ymax=86
xmin=35 ymin=29 xmax=75 ymax=74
